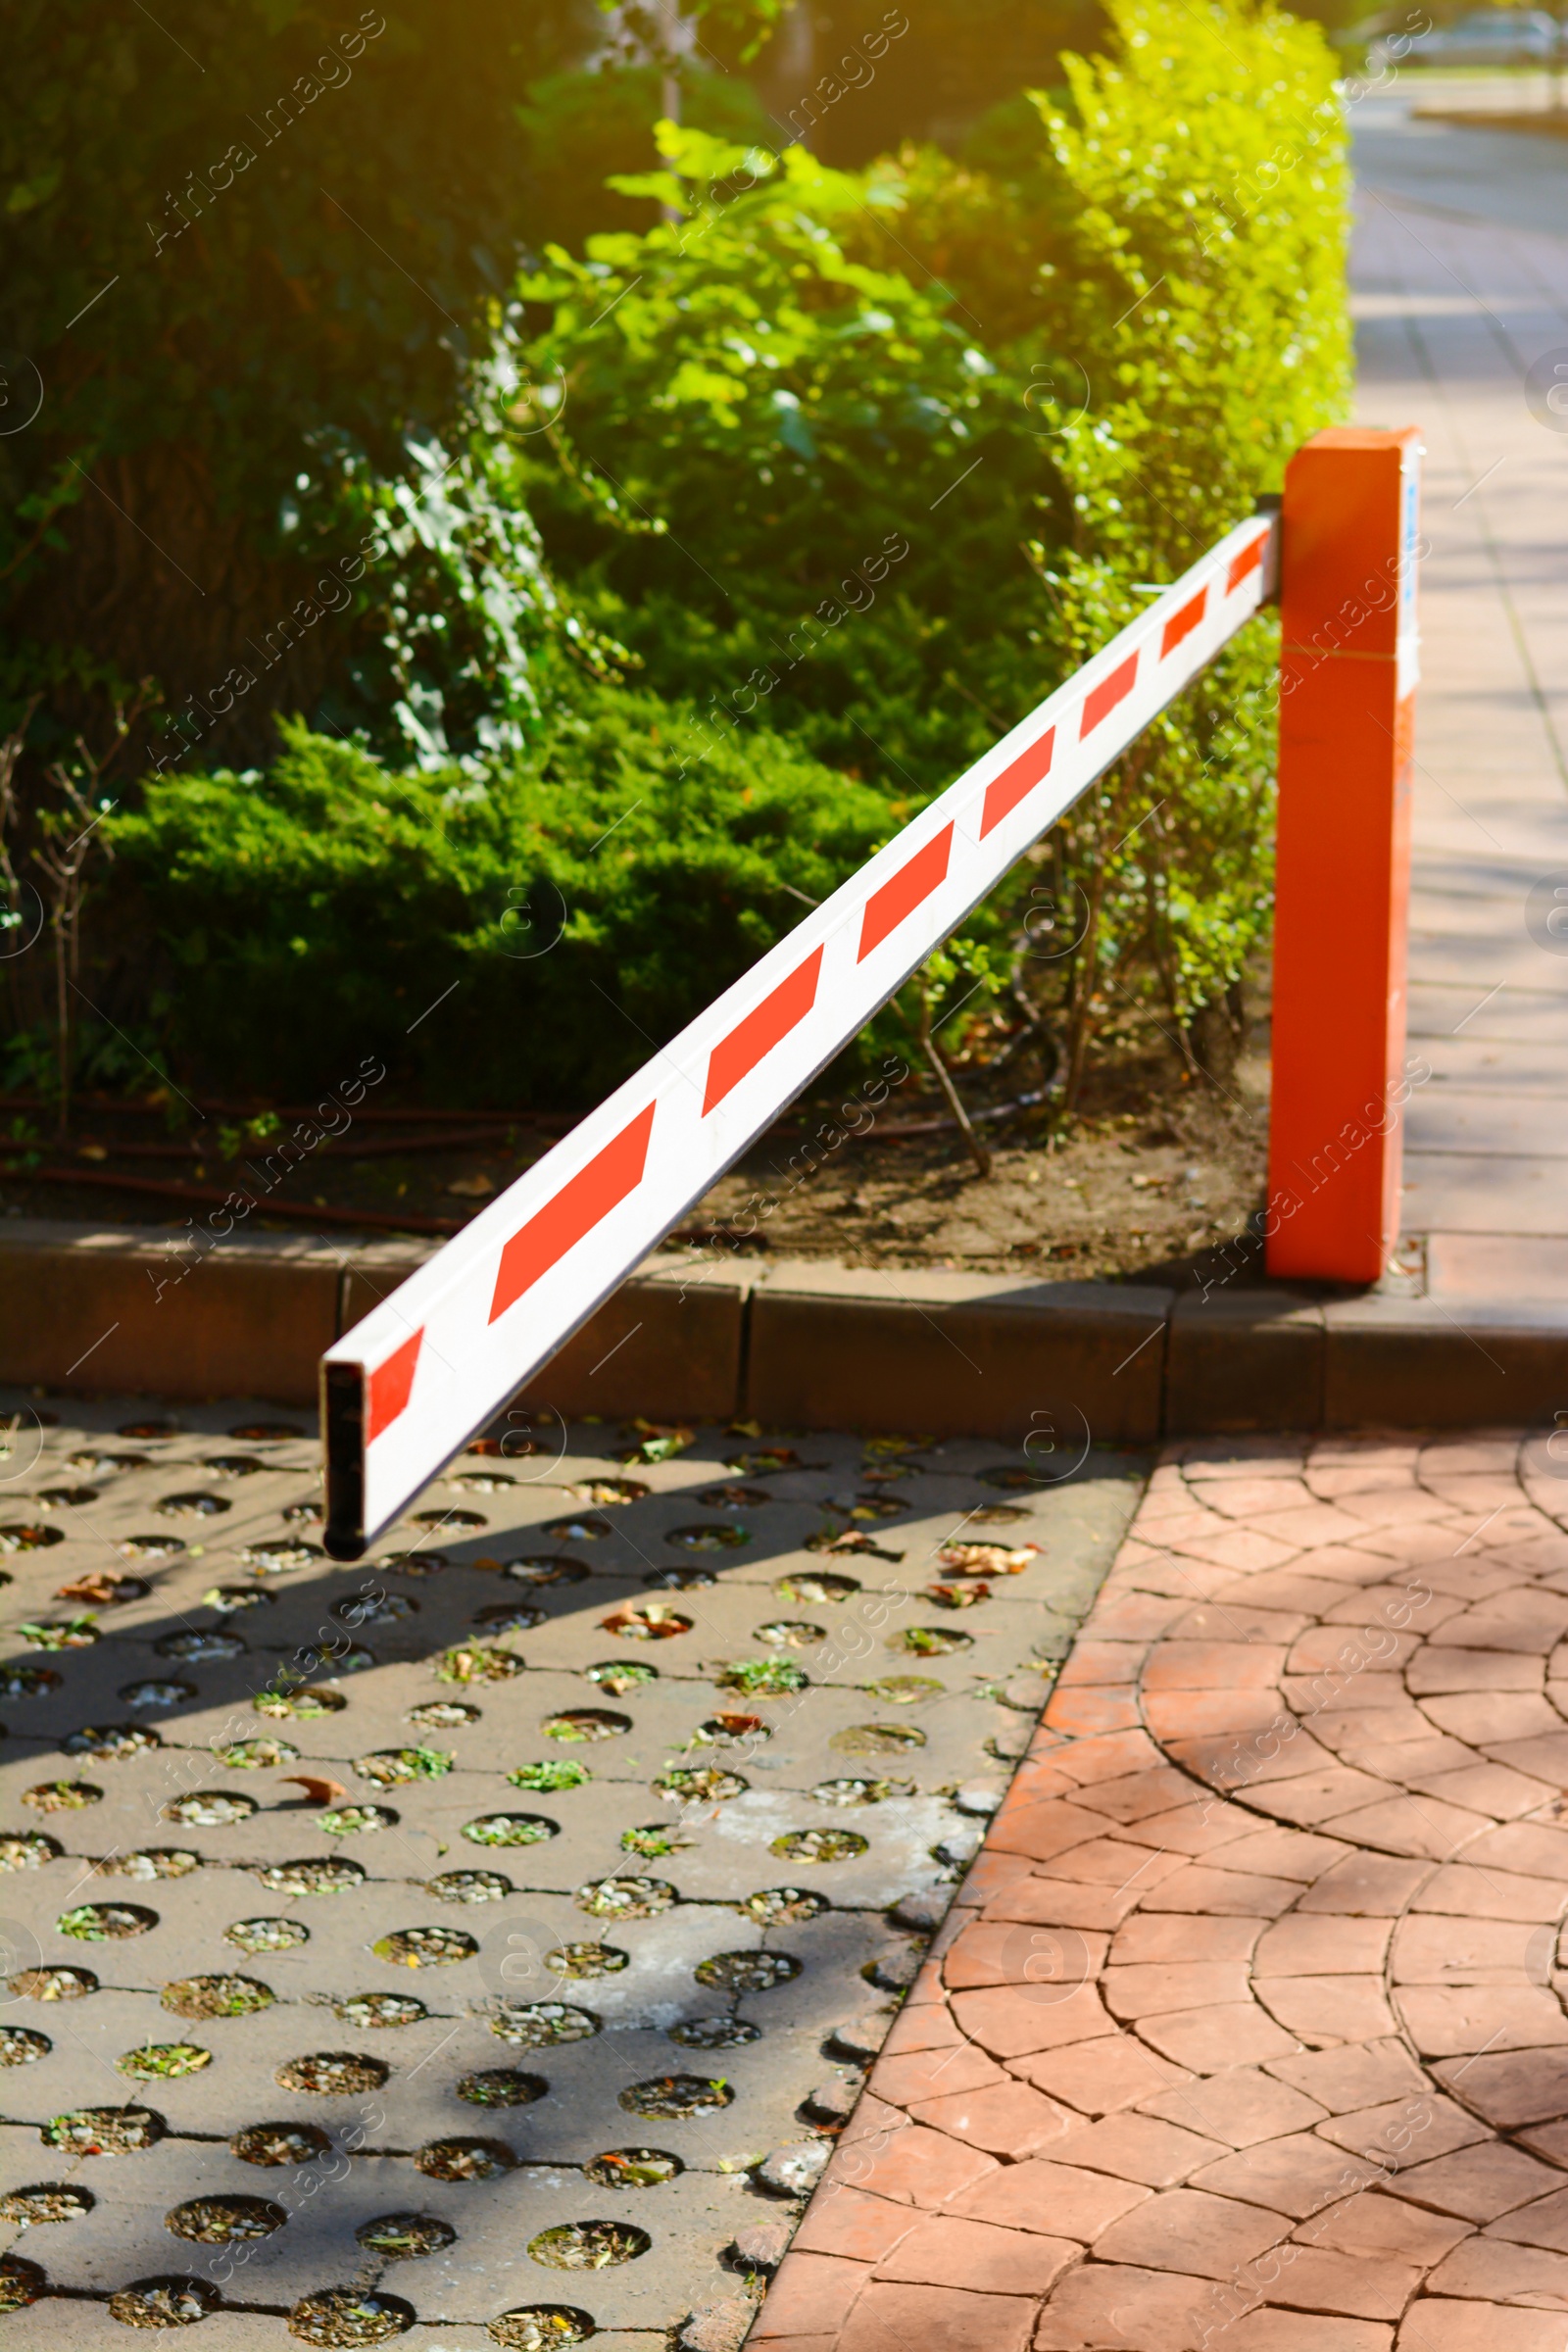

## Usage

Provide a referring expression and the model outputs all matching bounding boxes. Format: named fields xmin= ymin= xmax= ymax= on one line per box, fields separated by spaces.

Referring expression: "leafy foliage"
xmin=110 ymin=699 xmax=902 ymax=1105
xmin=24 ymin=0 xmax=1350 ymax=1120
xmin=0 ymin=0 xmax=785 ymax=771
xmin=514 ymin=124 xmax=1069 ymax=791
xmin=1027 ymin=0 xmax=1349 ymax=1091
xmin=503 ymin=0 xmax=1348 ymax=1095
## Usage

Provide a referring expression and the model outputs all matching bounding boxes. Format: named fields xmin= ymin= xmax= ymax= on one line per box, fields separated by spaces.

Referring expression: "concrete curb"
xmin=7 ymin=1215 xmax=1567 ymax=1433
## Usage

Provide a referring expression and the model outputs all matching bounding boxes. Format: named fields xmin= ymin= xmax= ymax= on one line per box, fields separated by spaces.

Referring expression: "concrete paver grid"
xmin=760 ymin=1426 xmax=1568 ymax=2349
xmin=0 ymin=1394 xmax=1141 ymax=2344
xmin=1349 ymin=103 xmax=1568 ymax=1278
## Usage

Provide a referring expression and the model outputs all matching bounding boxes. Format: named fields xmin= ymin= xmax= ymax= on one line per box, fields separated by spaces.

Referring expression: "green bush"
xmin=1029 ymin=0 xmax=1349 ymax=1094
xmin=512 ymin=123 xmax=1068 ymax=792
xmin=505 ymin=0 xmax=1348 ymax=1097
xmin=111 ymin=700 xmax=900 ymax=1107
xmin=99 ymin=0 xmax=1348 ymax=1117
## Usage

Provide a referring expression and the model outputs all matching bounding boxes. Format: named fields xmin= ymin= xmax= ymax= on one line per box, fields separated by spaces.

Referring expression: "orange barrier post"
xmin=1266 ymin=425 xmax=1422 ymax=1285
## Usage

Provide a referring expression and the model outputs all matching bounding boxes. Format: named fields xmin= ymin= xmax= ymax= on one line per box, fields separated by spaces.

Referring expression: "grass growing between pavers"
xmin=0 ymin=1396 xmax=1145 ymax=2344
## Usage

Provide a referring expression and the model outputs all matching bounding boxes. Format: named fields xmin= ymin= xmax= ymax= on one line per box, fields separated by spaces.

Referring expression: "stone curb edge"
xmin=7 ymin=1217 xmax=1567 ymax=1439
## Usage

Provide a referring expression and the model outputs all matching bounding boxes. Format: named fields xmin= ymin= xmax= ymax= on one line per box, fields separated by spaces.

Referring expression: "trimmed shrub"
xmin=112 ymin=698 xmax=900 ymax=1107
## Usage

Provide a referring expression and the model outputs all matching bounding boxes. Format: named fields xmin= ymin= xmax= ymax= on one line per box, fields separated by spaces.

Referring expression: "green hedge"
xmin=108 ymin=0 xmax=1348 ymax=1113
xmin=112 ymin=700 xmax=899 ymax=1106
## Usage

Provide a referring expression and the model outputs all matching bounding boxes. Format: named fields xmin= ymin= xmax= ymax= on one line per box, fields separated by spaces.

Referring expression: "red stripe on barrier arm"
xmin=321 ymin=506 xmax=1286 ymax=1557
xmin=367 ymin=1326 xmax=423 ymax=1445
xmin=1080 ymin=651 xmax=1140 ymax=738
xmin=1227 ymin=532 xmax=1266 ymax=593
xmin=703 ymin=947 xmax=824 ymax=1115
xmin=489 ymin=1102 xmax=657 ymax=1324
xmin=980 ymin=728 xmax=1055 ymax=840
xmin=1160 ymin=587 xmax=1208 ymax=660
xmin=858 ymin=824 xmax=955 ymax=962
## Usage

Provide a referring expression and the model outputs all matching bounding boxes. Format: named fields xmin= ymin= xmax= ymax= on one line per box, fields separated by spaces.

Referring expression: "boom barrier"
xmin=322 ymin=425 xmax=1421 ymax=1557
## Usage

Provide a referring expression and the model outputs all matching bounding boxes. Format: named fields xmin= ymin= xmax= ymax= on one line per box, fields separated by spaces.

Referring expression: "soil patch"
xmin=0 ymin=1016 xmax=1272 ymax=1290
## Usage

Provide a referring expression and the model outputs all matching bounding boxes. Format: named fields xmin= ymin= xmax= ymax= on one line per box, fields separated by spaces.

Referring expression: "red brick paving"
xmin=754 ymin=1433 xmax=1568 ymax=2348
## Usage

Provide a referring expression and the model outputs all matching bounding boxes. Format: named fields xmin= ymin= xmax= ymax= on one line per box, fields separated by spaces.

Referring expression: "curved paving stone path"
xmin=757 ymin=1432 xmax=1568 ymax=2352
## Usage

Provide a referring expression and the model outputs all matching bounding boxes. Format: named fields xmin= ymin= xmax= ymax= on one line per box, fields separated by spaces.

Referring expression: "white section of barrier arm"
xmin=322 ymin=506 xmax=1281 ymax=1555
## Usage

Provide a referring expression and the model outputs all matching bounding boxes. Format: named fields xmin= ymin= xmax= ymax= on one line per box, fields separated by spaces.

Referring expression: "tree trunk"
xmin=23 ymin=443 xmax=343 ymax=773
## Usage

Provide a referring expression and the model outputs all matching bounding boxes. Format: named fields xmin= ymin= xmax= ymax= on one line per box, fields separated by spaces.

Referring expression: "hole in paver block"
xmin=457 ymin=2068 xmax=548 ymax=2106
xmin=575 ymin=1877 xmax=673 ymax=1920
xmin=156 ymin=1630 xmax=243 ymax=1660
xmin=809 ymin=1777 xmax=914 ymax=1804
xmin=463 ymin=1813 xmax=560 ymax=1847
xmin=772 ymin=1829 xmax=867 ymax=1862
xmin=668 ymin=2019 xmax=760 ymax=2051
xmin=111 ymin=2275 xmax=222 ymax=2328
xmin=287 ymin=2286 xmax=416 ymax=2344
xmin=715 ymin=1660 xmax=808 ymax=1697
xmin=59 ymin=1570 xmax=147 ymax=1603
xmin=740 ymin=1890 xmax=827 ymax=1927
xmin=489 ymin=2002 xmax=601 ymax=2047
xmin=335 ymin=1993 xmax=425 ymax=2029
xmin=546 ymin=1943 xmax=628 ymax=1979
xmin=371 ymin=1926 xmax=478 ymax=1968
xmin=0 ymin=1668 xmax=61 ymax=1698
xmin=544 ymin=1706 xmax=626 ymax=1742
xmin=830 ymin=1724 xmax=924 ymax=1755
xmin=255 ymin=1684 xmax=344 ymax=1718
xmin=0 ymin=2258 xmax=41 ymax=2312
xmin=691 ymin=1947 xmax=804 ymax=1984
xmin=776 ymin=1572 xmax=860 ymax=1603
xmin=584 ymin=2148 xmax=682 ymax=2187
xmin=166 ymin=2194 xmax=286 ymax=2242
xmin=157 ymin=1493 xmax=229 ymax=1519
xmin=354 ymin=1745 xmax=454 ymax=1787
xmin=121 ymin=1679 xmax=196 ymax=1710
xmin=354 ymin=2214 xmax=455 ymax=2260
xmin=231 ymin=2123 xmax=331 ymax=2166
xmin=274 ymin=2053 xmax=390 ymax=2094
xmin=619 ymin=2076 xmax=734 ymax=2119
xmin=528 ymin=2220 xmax=651 ymax=2269
xmin=414 ymin=2137 xmax=518 ymax=2180
xmin=585 ymin=1659 xmax=659 ymax=1693
xmin=602 ymin=1603 xmax=692 ymax=1638
xmin=251 ymin=1858 xmax=365 ymax=1895
xmin=318 ymin=1805 xmax=397 ymax=1837
xmin=162 ymin=1974 xmax=273 ymax=2019
xmin=474 ymin=1601 xmax=546 ymax=1634
xmin=162 ymin=1793 xmax=256 ymax=1828
xmin=754 ymin=1620 xmax=824 ymax=1648
xmin=0 ymin=2028 xmax=50 ymax=2062
xmin=238 ymin=1540 xmax=321 ymax=1572
xmin=120 ymin=2044 xmax=210 ymax=2080
xmin=426 ymin=1869 xmax=513 ymax=1903
xmin=0 ymin=2185 xmax=90 ymax=2224
xmin=486 ymin=2309 xmax=595 ymax=2349
xmin=225 ymin=1918 xmax=309 ymax=1954
xmin=0 ymin=1526 xmax=63 ymax=1553
xmin=505 ymin=1557 xmax=591 ymax=1587
xmin=655 ymin=1766 xmax=746 ymax=1802
xmin=57 ymin=1901 xmax=157 ymax=1940
xmin=42 ymin=2106 xmax=164 ymax=2155
xmin=379 ymin=1548 xmax=449 ymax=1577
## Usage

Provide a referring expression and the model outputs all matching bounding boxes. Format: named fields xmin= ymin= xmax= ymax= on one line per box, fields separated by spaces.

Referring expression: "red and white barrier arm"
xmin=322 ymin=506 xmax=1280 ymax=1556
